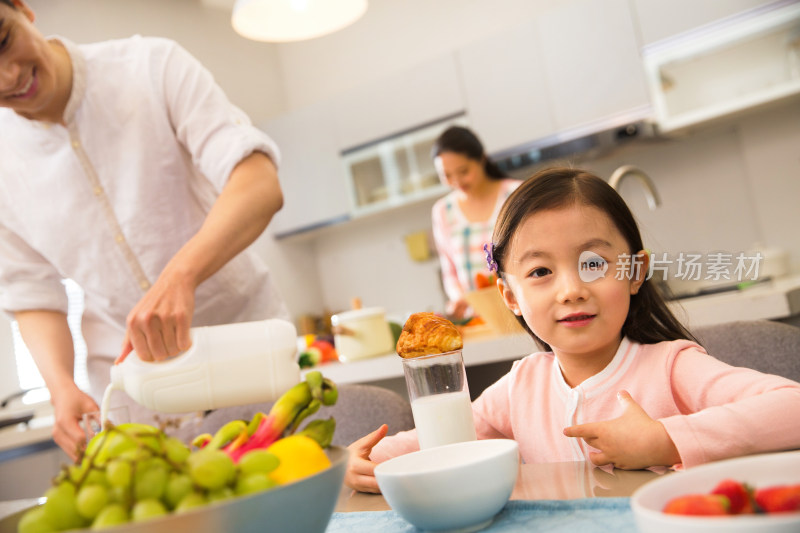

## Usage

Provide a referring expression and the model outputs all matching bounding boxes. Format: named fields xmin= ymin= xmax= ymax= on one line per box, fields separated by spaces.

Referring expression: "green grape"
xmin=42 ymin=482 xmax=88 ymax=530
xmin=235 ymin=472 xmax=277 ymax=496
xmin=134 ymin=462 xmax=169 ymax=501
xmin=164 ymin=472 xmax=194 ymax=509
xmin=238 ymin=449 xmax=279 ymax=476
xmin=17 ymin=507 xmax=55 ymax=533
xmin=106 ymin=459 xmax=132 ymax=488
xmin=76 ymin=484 xmax=109 ymax=520
xmin=117 ymin=423 xmax=163 ymax=454
xmin=188 ymin=449 xmax=235 ymax=490
xmin=207 ymin=486 xmax=235 ymax=503
xmin=85 ymin=468 xmax=108 ymax=487
xmin=65 ymin=462 xmax=88 ymax=484
xmin=109 ymin=485 xmax=133 ymax=507
xmin=95 ymin=431 xmax=137 ymax=465
xmin=164 ymin=436 xmax=190 ymax=464
xmin=91 ymin=503 xmax=129 ymax=530
xmin=174 ymin=491 xmax=207 ymax=514
xmin=119 ymin=446 xmax=154 ymax=465
xmin=131 ymin=498 xmax=168 ymax=522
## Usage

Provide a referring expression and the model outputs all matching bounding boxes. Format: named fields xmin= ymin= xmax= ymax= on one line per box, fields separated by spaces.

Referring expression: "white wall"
xmin=31 ymin=0 xmax=286 ymax=122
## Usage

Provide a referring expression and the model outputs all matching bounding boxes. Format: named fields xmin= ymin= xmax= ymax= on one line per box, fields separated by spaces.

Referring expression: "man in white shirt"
xmin=0 ymin=0 xmax=290 ymax=460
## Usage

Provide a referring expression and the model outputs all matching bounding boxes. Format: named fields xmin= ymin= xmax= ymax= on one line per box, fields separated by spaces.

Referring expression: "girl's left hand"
xmin=563 ymin=390 xmax=680 ymax=470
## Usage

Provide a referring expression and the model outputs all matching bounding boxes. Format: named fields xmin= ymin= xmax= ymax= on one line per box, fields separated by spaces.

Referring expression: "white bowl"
xmin=631 ymin=450 xmax=800 ymax=533
xmin=0 ymin=447 xmax=349 ymax=533
xmin=374 ymin=439 xmax=519 ymax=532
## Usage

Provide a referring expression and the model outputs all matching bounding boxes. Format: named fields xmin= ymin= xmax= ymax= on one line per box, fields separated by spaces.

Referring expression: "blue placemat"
xmin=326 ymin=498 xmax=636 ymax=532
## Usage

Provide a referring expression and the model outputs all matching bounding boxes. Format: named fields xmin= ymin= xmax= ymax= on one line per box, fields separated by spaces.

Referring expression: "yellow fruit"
xmin=266 ymin=435 xmax=331 ymax=485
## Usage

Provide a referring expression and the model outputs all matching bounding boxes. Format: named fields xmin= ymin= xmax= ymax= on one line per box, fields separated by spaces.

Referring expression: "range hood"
xmin=490 ymin=105 xmax=657 ymax=175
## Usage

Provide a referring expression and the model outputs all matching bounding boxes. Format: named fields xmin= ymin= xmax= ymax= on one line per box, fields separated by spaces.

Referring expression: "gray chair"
xmin=196 ymin=383 xmax=415 ymax=447
xmin=692 ymin=320 xmax=800 ymax=383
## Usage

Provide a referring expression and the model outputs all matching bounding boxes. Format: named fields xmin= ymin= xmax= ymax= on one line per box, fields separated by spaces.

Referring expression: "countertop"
xmin=667 ymin=272 xmax=800 ymax=328
xmin=303 ymin=325 xmax=537 ymax=385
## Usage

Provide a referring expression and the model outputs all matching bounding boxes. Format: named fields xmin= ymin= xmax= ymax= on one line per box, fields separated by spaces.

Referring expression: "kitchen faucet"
xmin=608 ymin=165 xmax=661 ymax=210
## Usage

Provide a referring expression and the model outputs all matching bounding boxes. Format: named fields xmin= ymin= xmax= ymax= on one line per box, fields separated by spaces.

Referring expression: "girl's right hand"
xmin=344 ymin=424 xmax=389 ymax=493
xmin=51 ymin=386 xmax=99 ymax=462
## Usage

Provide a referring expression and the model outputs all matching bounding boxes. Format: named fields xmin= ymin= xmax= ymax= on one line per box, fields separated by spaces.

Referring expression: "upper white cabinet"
xmin=331 ymin=54 xmax=466 ymax=150
xmin=642 ymin=1 xmax=800 ymax=134
xmin=342 ymin=115 xmax=466 ymax=217
xmin=455 ymin=0 xmax=651 ymax=155
xmin=535 ymin=0 xmax=651 ymax=132
xmin=264 ymin=102 xmax=349 ymax=237
xmin=633 ymin=0 xmax=777 ymax=46
xmin=455 ymin=21 xmax=556 ymax=155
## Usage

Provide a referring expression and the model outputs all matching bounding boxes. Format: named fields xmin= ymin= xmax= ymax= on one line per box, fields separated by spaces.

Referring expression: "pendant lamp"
xmin=232 ymin=0 xmax=368 ymax=42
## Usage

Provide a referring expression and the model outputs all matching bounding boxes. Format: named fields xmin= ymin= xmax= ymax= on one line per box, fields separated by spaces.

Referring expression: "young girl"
xmin=345 ymin=167 xmax=800 ymax=493
xmin=431 ymin=126 xmax=520 ymax=320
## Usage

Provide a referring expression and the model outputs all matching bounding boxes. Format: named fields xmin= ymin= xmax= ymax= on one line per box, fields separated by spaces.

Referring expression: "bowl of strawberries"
xmin=631 ymin=450 xmax=800 ymax=532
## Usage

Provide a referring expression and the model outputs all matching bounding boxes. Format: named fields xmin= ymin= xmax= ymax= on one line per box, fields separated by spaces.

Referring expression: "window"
xmin=13 ymin=279 xmax=89 ymax=404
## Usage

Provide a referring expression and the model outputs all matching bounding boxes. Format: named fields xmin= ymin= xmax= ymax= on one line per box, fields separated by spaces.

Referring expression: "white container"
xmin=375 ymin=439 xmax=519 ymax=532
xmin=109 ymin=319 xmax=301 ymax=413
xmin=331 ymin=307 xmax=394 ymax=362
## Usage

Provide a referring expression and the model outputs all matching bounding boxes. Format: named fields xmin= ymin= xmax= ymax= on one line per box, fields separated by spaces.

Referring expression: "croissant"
xmin=396 ymin=312 xmax=463 ymax=358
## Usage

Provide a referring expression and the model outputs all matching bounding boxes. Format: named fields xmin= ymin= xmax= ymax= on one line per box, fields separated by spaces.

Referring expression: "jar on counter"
xmin=331 ymin=307 xmax=395 ymax=362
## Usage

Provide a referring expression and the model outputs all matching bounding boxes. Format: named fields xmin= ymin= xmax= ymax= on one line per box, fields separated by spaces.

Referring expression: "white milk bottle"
xmin=108 ymin=319 xmax=301 ymax=413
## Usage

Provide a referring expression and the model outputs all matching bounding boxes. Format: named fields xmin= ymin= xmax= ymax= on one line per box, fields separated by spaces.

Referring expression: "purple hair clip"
xmin=484 ymin=243 xmax=498 ymax=273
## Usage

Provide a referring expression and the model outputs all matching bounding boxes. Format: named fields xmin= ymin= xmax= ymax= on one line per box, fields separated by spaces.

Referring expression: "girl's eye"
xmin=0 ymin=33 xmax=8 ymax=51
xmin=528 ymin=267 xmax=551 ymax=279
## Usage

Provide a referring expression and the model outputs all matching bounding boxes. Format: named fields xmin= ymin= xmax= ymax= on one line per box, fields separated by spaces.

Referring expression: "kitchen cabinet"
xmin=263 ymin=102 xmax=350 ymax=237
xmin=455 ymin=0 xmax=650 ymax=156
xmin=331 ymin=53 xmax=466 ymax=150
xmin=642 ymin=1 xmax=800 ymax=134
xmin=633 ymin=0 xmax=778 ymax=46
xmin=455 ymin=20 xmax=556 ymax=155
xmin=341 ymin=115 xmax=466 ymax=217
xmin=535 ymin=0 xmax=651 ymax=132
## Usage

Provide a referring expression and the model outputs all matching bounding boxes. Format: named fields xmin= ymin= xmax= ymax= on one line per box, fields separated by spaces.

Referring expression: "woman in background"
xmin=431 ymin=126 xmax=520 ymax=320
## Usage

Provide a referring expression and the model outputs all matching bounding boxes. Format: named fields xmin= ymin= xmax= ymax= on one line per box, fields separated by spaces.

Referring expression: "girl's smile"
xmin=557 ymin=312 xmax=596 ymax=327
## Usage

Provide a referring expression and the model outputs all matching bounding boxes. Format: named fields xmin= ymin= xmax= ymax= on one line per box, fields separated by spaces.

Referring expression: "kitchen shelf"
xmin=341 ymin=114 xmax=467 ymax=218
xmin=643 ymin=0 xmax=800 ymax=134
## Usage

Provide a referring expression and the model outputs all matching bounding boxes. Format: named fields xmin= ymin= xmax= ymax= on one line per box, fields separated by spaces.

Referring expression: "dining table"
xmin=0 ymin=461 xmax=663 ymax=532
xmin=329 ymin=460 xmax=664 ymax=532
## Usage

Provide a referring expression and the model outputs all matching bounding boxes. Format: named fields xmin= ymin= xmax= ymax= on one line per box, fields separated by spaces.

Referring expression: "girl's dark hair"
xmin=492 ymin=167 xmax=697 ymax=351
xmin=431 ymin=126 xmax=507 ymax=180
xmin=0 ymin=1 xmax=15 ymax=8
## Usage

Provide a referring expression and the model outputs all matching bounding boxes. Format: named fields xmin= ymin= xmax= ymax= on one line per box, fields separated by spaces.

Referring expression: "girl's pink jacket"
xmin=371 ymin=338 xmax=800 ymax=469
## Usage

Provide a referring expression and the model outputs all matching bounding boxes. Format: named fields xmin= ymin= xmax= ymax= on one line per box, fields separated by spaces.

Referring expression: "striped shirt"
xmin=431 ymin=179 xmax=520 ymax=302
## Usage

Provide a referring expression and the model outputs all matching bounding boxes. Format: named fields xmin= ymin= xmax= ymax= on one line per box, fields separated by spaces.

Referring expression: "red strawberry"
xmin=754 ymin=484 xmax=800 ymax=513
xmin=710 ymin=479 xmax=755 ymax=514
xmin=663 ymin=494 xmax=730 ymax=516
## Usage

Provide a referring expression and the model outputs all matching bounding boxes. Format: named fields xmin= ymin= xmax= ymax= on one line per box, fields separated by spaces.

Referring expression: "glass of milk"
xmin=402 ymin=350 xmax=477 ymax=449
